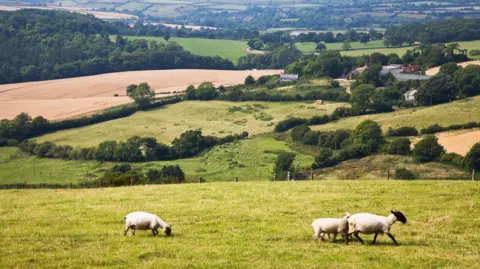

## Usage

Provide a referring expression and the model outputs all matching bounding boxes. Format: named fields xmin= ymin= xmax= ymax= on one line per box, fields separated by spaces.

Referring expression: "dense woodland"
xmin=384 ymin=19 xmax=480 ymax=46
xmin=0 ymin=10 xmax=234 ymax=84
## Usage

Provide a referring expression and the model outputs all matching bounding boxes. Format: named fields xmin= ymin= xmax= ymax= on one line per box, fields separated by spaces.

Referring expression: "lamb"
xmin=124 ymin=211 xmax=172 ymax=237
xmin=347 ymin=210 xmax=407 ymax=245
xmin=312 ymin=212 xmax=351 ymax=244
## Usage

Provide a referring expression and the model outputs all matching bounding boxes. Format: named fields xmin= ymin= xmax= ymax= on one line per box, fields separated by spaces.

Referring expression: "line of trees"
xmin=100 ymin=164 xmax=185 ymax=187
xmin=18 ymin=131 xmax=249 ymax=162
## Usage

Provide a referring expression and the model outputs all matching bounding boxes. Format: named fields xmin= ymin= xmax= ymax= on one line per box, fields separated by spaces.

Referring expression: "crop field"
xmin=1 ymin=180 xmax=479 ymax=268
xmin=425 ymin=60 xmax=480 ymax=76
xmin=35 ymin=100 xmax=348 ymax=146
xmin=312 ymin=96 xmax=480 ymax=133
xmin=0 ymin=69 xmax=280 ymax=120
xmin=117 ymin=35 xmax=248 ymax=63
xmin=0 ymin=135 xmax=315 ymax=184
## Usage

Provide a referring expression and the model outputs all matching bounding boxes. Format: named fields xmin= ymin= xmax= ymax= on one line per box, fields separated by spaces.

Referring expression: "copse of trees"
xmin=18 ymin=130 xmax=249 ymax=162
xmin=412 ymin=135 xmax=445 ymax=163
xmin=237 ymin=45 xmax=302 ymax=69
xmin=100 ymin=164 xmax=185 ymax=187
xmin=285 ymin=51 xmax=354 ymax=78
xmin=126 ymin=83 xmax=156 ymax=106
xmin=274 ymin=151 xmax=296 ymax=180
xmin=0 ymin=10 xmax=234 ymax=84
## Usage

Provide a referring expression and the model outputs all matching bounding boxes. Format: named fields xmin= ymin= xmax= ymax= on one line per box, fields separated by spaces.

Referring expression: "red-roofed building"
xmin=401 ymin=65 xmax=420 ymax=73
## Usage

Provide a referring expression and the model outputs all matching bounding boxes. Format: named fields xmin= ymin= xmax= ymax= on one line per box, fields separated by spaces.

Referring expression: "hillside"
xmin=0 ymin=69 xmax=281 ymax=120
xmin=1 ymin=181 xmax=479 ymax=268
xmin=34 ymin=101 xmax=347 ymax=146
xmin=312 ymin=96 xmax=480 ymax=132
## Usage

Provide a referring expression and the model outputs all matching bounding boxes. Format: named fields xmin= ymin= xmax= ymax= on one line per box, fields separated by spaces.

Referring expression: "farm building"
xmin=381 ymin=64 xmax=403 ymax=75
xmin=403 ymin=89 xmax=418 ymax=103
xmin=280 ymin=74 xmax=299 ymax=82
xmin=401 ymin=64 xmax=420 ymax=73
xmin=394 ymin=73 xmax=430 ymax=81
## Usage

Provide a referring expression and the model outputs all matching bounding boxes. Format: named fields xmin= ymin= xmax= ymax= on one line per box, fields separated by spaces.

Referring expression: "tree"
xmin=315 ymin=42 xmax=327 ymax=52
xmin=196 ymin=82 xmax=218 ymax=100
xmin=453 ymin=65 xmax=480 ymax=97
xmin=464 ymin=143 xmax=480 ymax=171
xmin=342 ymin=41 xmax=352 ymax=51
xmin=385 ymin=138 xmax=411 ymax=155
xmin=184 ymin=85 xmax=196 ymax=100
xmin=350 ymin=84 xmax=375 ymax=113
xmin=412 ymin=135 xmax=445 ymax=162
xmin=439 ymin=62 xmax=460 ymax=76
xmin=416 ymin=74 xmax=457 ymax=106
xmin=351 ymin=120 xmax=384 ymax=152
xmin=126 ymin=83 xmax=155 ymax=106
xmin=359 ymin=35 xmax=370 ymax=45
xmin=314 ymin=148 xmax=333 ymax=168
xmin=274 ymin=152 xmax=296 ymax=180
xmin=291 ymin=125 xmax=311 ymax=141
xmin=244 ymin=75 xmax=256 ymax=85
xmin=357 ymin=64 xmax=382 ymax=86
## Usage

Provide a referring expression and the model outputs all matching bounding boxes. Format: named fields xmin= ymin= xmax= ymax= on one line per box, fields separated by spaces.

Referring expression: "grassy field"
xmin=116 ymin=35 xmax=247 ymax=63
xmin=0 ymin=136 xmax=315 ymax=184
xmin=297 ymin=40 xmax=480 ymax=59
xmin=1 ymin=180 xmax=479 ymax=268
xmin=312 ymin=96 xmax=480 ymax=132
xmin=36 ymin=100 xmax=347 ymax=146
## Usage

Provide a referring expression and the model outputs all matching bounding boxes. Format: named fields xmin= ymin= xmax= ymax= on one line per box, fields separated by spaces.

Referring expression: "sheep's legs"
xmin=132 ymin=228 xmax=136 ymax=236
xmin=387 ymin=233 xmax=398 ymax=246
xmin=124 ymin=226 xmax=130 ymax=236
xmin=353 ymin=232 xmax=364 ymax=244
xmin=372 ymin=233 xmax=378 ymax=245
xmin=152 ymin=229 xmax=158 ymax=236
xmin=332 ymin=233 xmax=337 ymax=242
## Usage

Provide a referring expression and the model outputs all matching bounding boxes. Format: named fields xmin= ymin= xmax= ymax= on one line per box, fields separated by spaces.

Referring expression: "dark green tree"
xmin=412 ymin=135 xmax=445 ymax=162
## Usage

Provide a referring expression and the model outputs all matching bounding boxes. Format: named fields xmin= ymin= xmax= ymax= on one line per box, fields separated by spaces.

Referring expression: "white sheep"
xmin=124 ymin=211 xmax=172 ymax=237
xmin=347 ymin=210 xmax=407 ymax=245
xmin=312 ymin=212 xmax=351 ymax=244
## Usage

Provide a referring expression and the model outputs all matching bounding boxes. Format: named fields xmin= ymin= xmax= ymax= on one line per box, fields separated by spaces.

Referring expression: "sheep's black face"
xmin=391 ymin=210 xmax=407 ymax=224
xmin=164 ymin=226 xmax=172 ymax=236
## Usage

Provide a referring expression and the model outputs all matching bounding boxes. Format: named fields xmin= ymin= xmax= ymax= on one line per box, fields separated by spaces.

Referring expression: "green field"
xmin=0 ymin=135 xmax=314 ymax=184
xmin=117 ymin=35 xmax=248 ymax=63
xmin=36 ymin=101 xmax=348 ymax=146
xmin=297 ymin=40 xmax=480 ymax=59
xmin=1 ymin=180 xmax=479 ymax=268
xmin=313 ymin=96 xmax=480 ymax=132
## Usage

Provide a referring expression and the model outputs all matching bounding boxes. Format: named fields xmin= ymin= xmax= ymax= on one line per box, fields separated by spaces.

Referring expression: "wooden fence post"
xmin=387 ymin=170 xmax=390 ymax=180
xmin=473 ymin=169 xmax=476 ymax=181
xmin=235 ymin=176 xmax=238 ymax=182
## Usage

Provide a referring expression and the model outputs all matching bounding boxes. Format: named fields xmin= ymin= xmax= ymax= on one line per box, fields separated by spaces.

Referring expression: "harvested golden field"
xmin=436 ymin=129 xmax=480 ymax=156
xmin=425 ymin=60 xmax=480 ymax=76
xmin=0 ymin=69 xmax=281 ymax=120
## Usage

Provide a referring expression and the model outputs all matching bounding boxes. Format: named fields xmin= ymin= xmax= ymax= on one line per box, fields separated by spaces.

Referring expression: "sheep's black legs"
xmin=353 ymin=232 xmax=364 ymax=244
xmin=344 ymin=234 xmax=349 ymax=245
xmin=372 ymin=233 xmax=378 ymax=245
xmin=387 ymin=233 xmax=398 ymax=246
xmin=124 ymin=226 xmax=130 ymax=236
xmin=132 ymin=229 xmax=136 ymax=236
xmin=152 ymin=229 xmax=158 ymax=236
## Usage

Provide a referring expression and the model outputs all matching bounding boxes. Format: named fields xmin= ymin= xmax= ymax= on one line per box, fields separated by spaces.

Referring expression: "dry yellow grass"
xmin=425 ymin=60 xmax=480 ymax=76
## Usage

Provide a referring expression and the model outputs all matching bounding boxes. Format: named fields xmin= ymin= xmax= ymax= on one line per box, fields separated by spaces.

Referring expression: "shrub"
xmin=351 ymin=120 xmax=384 ymax=152
xmin=274 ymin=117 xmax=309 ymax=132
xmin=412 ymin=135 xmax=445 ymax=162
xmin=308 ymin=115 xmax=331 ymax=125
xmin=302 ymin=131 xmax=320 ymax=145
xmin=274 ymin=152 xmax=296 ymax=180
xmin=385 ymin=138 xmax=411 ymax=155
xmin=244 ymin=75 xmax=256 ymax=85
xmin=291 ymin=125 xmax=311 ymax=141
xmin=464 ymin=142 xmax=480 ymax=171
xmin=395 ymin=168 xmax=416 ymax=180
xmin=313 ymin=148 xmax=333 ymax=168
xmin=386 ymin=126 xmax=418 ymax=137
xmin=6 ymin=139 xmax=18 ymax=146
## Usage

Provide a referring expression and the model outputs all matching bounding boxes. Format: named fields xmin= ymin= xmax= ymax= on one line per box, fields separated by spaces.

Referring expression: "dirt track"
xmin=0 ymin=69 xmax=282 ymax=120
xmin=425 ymin=60 xmax=480 ymax=76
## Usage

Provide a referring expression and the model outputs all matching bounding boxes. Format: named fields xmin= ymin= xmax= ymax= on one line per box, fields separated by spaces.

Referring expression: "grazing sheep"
xmin=124 ymin=211 xmax=172 ymax=237
xmin=347 ymin=210 xmax=407 ymax=245
xmin=312 ymin=212 xmax=351 ymax=244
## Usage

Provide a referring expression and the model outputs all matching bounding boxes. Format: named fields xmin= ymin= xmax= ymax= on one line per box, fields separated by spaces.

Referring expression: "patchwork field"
xmin=0 ymin=5 xmax=137 ymax=19
xmin=0 ymin=69 xmax=281 ymax=120
xmin=117 ymin=36 xmax=248 ymax=63
xmin=35 ymin=100 xmax=347 ymax=146
xmin=1 ymin=180 xmax=479 ymax=268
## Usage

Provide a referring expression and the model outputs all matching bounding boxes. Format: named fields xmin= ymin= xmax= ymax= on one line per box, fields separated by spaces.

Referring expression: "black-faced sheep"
xmin=124 ymin=211 xmax=172 ymax=237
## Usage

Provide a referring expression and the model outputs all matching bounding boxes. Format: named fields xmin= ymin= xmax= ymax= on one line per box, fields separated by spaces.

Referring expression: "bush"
xmin=274 ymin=152 xmax=296 ymax=180
xmin=412 ymin=135 xmax=445 ymax=162
xmin=440 ymin=152 xmax=465 ymax=167
xmin=274 ymin=117 xmax=309 ymax=132
xmin=291 ymin=125 xmax=311 ymax=141
xmin=386 ymin=126 xmax=418 ymax=137
xmin=313 ymin=148 xmax=333 ymax=168
xmin=308 ymin=115 xmax=331 ymax=125
xmin=421 ymin=122 xmax=480 ymax=135
xmin=395 ymin=168 xmax=416 ymax=180
xmin=384 ymin=138 xmax=411 ymax=155
xmin=244 ymin=75 xmax=256 ymax=85
xmin=6 ymin=139 xmax=18 ymax=146
xmin=302 ymin=131 xmax=320 ymax=145
xmin=464 ymin=143 xmax=480 ymax=171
